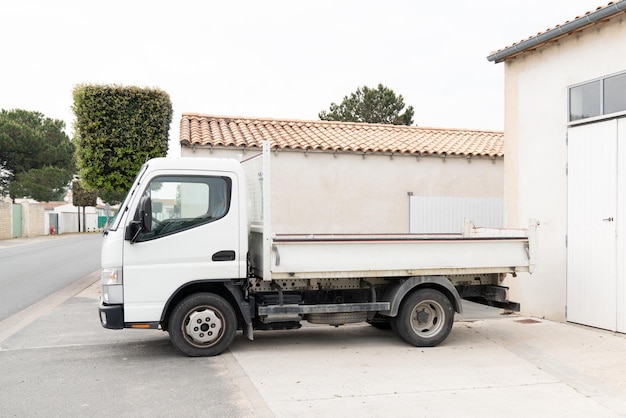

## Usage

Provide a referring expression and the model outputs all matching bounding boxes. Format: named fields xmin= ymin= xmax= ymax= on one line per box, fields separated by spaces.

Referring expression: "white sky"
xmin=0 ymin=0 xmax=605 ymax=155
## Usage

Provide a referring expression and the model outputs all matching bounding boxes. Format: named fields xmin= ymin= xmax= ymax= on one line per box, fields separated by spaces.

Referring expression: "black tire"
xmin=169 ymin=293 xmax=237 ymax=357
xmin=394 ymin=288 xmax=454 ymax=347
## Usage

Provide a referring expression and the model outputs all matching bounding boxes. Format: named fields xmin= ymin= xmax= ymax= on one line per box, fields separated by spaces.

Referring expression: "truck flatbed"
xmin=266 ymin=229 xmax=535 ymax=280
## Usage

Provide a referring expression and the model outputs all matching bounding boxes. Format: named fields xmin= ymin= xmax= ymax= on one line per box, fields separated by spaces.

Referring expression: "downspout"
xmin=487 ymin=0 xmax=626 ymax=63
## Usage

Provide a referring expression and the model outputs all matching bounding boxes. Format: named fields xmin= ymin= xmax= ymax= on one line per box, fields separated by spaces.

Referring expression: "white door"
xmin=567 ymin=120 xmax=618 ymax=331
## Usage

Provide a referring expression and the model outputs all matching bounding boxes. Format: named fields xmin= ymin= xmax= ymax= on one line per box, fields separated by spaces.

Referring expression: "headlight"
xmin=101 ymin=268 xmax=123 ymax=285
xmin=101 ymin=268 xmax=123 ymax=304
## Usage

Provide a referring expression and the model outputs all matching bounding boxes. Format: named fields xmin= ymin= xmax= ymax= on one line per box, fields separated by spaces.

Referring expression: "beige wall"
xmin=0 ymin=201 xmax=11 ymax=239
xmin=182 ymin=146 xmax=503 ymax=234
xmin=22 ymin=202 xmax=45 ymax=237
xmin=0 ymin=201 xmax=46 ymax=239
xmin=503 ymin=15 xmax=626 ymax=321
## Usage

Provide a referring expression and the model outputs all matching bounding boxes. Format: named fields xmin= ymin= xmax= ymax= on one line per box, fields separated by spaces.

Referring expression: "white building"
xmin=46 ymin=203 xmax=98 ymax=234
xmin=488 ymin=1 xmax=626 ymax=332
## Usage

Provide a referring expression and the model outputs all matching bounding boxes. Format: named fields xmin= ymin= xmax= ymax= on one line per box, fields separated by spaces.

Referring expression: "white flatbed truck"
xmin=99 ymin=142 xmax=537 ymax=356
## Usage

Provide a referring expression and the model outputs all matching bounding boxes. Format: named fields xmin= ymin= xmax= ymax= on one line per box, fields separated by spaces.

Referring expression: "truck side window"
xmin=137 ymin=175 xmax=232 ymax=241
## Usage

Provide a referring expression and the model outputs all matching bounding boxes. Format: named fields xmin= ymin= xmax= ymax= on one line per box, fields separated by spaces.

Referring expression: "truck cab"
xmin=99 ymin=158 xmax=248 ymax=343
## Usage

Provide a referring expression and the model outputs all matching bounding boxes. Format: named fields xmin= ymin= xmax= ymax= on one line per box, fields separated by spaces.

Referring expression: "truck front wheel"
xmin=169 ymin=293 xmax=237 ymax=357
xmin=394 ymin=288 xmax=454 ymax=347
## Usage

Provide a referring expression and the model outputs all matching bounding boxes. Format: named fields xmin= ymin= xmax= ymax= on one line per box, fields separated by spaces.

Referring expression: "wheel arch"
xmin=380 ymin=276 xmax=463 ymax=317
xmin=160 ymin=280 xmax=251 ymax=331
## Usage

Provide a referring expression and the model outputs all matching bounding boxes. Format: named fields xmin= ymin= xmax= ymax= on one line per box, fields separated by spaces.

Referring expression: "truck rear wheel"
xmin=169 ymin=293 xmax=237 ymax=357
xmin=394 ymin=288 xmax=454 ymax=347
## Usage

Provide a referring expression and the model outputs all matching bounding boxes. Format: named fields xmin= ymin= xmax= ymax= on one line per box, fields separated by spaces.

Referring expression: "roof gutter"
xmin=487 ymin=0 xmax=626 ymax=63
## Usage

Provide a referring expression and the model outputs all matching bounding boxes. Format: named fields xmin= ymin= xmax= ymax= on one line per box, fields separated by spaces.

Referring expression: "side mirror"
xmin=125 ymin=196 xmax=152 ymax=242
xmin=138 ymin=196 xmax=152 ymax=232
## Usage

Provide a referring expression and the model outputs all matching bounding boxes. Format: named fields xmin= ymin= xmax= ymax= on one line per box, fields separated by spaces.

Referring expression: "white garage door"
xmin=567 ymin=118 xmax=626 ymax=332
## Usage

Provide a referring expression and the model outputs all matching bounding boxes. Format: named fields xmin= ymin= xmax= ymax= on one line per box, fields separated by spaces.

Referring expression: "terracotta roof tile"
xmin=179 ymin=113 xmax=504 ymax=158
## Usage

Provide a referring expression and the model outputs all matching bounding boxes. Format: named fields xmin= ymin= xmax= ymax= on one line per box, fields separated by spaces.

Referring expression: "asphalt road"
xmin=0 ymin=234 xmax=102 ymax=321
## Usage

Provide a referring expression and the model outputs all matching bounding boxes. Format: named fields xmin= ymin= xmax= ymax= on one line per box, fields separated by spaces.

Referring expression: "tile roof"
xmin=488 ymin=1 xmax=626 ymax=62
xmin=179 ymin=113 xmax=504 ymax=158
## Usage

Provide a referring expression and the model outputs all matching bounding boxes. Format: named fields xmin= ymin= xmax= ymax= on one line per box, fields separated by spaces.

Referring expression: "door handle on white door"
xmin=602 ymin=217 xmax=614 ymax=222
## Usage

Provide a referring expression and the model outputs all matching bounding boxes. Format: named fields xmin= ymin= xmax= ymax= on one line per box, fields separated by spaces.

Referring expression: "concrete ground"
xmin=1 ymin=276 xmax=626 ymax=417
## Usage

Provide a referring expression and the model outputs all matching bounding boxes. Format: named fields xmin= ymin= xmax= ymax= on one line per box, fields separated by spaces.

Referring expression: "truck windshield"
xmin=107 ymin=163 xmax=150 ymax=232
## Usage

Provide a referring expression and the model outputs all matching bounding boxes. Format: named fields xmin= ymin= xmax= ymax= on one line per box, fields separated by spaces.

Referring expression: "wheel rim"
xmin=409 ymin=299 xmax=445 ymax=338
xmin=183 ymin=307 xmax=224 ymax=347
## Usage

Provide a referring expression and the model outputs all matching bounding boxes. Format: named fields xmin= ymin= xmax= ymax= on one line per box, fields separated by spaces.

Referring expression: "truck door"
xmin=122 ymin=171 xmax=241 ymax=323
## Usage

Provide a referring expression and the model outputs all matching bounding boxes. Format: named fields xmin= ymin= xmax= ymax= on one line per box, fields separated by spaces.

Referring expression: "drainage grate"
xmin=515 ymin=319 xmax=542 ymax=324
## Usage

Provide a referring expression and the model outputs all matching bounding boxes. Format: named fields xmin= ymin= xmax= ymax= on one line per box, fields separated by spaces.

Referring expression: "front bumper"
xmin=99 ymin=301 xmax=124 ymax=329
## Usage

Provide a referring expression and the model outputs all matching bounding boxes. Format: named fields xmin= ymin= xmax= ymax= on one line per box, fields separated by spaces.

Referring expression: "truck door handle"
xmin=212 ymin=250 xmax=236 ymax=261
xmin=602 ymin=217 xmax=614 ymax=222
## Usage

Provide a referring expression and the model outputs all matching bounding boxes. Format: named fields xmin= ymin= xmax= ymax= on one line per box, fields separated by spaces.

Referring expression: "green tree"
xmin=72 ymin=84 xmax=173 ymax=204
xmin=0 ymin=109 xmax=75 ymax=198
xmin=319 ymin=84 xmax=415 ymax=125
xmin=9 ymin=166 xmax=73 ymax=202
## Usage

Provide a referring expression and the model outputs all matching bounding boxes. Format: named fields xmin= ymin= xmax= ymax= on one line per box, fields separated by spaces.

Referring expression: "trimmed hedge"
xmin=72 ymin=84 xmax=172 ymax=203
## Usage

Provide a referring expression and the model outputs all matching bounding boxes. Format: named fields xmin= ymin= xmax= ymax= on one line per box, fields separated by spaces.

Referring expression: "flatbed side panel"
xmin=269 ymin=238 xmax=530 ymax=279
